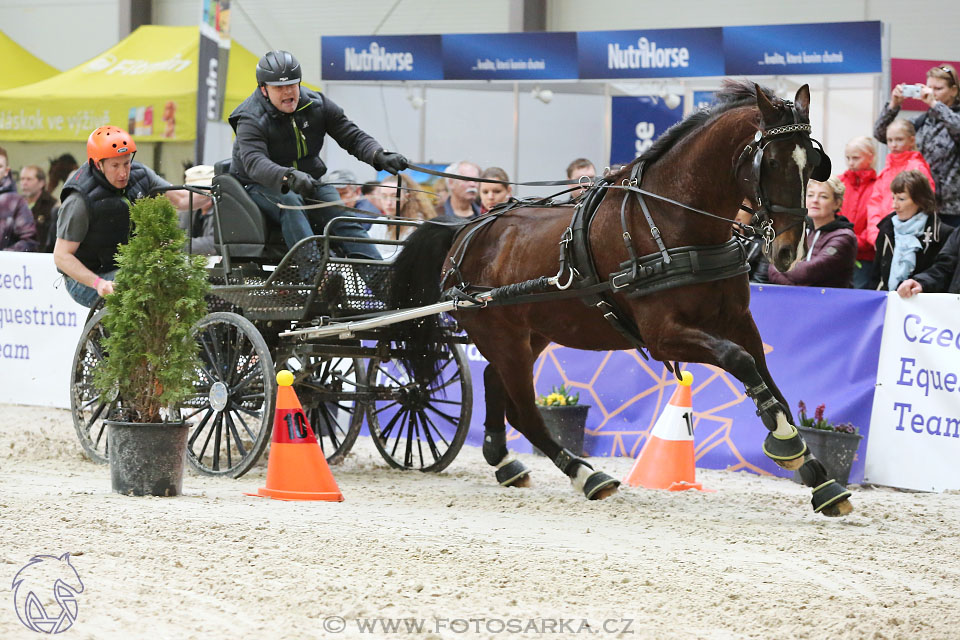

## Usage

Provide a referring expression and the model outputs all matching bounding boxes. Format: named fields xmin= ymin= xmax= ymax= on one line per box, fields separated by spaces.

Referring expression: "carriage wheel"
xmin=366 ymin=339 xmax=472 ymax=472
xmin=183 ymin=312 xmax=276 ymax=478
xmin=284 ymin=355 xmax=365 ymax=465
xmin=70 ymin=309 xmax=119 ymax=464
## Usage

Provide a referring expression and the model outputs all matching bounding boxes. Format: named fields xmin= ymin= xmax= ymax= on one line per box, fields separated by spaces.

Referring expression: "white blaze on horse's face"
xmin=791 ymin=144 xmax=809 ymax=262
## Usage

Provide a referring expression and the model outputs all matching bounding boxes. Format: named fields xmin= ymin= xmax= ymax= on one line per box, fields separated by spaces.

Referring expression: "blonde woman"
xmin=369 ymin=174 xmax=435 ymax=260
xmin=767 ymin=177 xmax=857 ymax=288
xmin=838 ymin=136 xmax=877 ymax=287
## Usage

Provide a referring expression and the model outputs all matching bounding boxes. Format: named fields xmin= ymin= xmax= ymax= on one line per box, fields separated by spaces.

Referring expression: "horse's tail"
xmin=390 ymin=221 xmax=460 ymax=387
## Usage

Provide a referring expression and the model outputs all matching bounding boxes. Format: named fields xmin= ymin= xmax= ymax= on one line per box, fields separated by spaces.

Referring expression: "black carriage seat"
xmin=212 ymin=159 xmax=288 ymax=261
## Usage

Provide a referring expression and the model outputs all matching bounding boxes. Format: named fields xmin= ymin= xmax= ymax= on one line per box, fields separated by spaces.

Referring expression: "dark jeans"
xmin=65 ymin=269 xmax=117 ymax=308
xmin=246 ymin=182 xmax=380 ymax=260
xmin=852 ymin=260 xmax=873 ymax=290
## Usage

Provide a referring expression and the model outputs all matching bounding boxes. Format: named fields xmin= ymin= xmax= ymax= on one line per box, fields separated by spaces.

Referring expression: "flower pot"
xmin=533 ymin=405 xmax=590 ymax=457
xmin=106 ymin=420 xmax=188 ymax=496
xmin=792 ymin=425 xmax=863 ymax=486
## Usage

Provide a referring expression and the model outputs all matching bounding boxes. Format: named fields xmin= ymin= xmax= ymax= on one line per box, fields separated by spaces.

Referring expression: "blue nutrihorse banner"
xmin=461 ymin=285 xmax=886 ymax=483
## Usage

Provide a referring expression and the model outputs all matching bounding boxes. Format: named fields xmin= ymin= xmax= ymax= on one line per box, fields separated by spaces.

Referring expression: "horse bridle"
xmin=737 ymin=109 xmax=831 ymax=254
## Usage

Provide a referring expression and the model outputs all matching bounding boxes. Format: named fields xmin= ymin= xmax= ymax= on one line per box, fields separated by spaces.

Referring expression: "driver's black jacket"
xmin=228 ymin=87 xmax=383 ymax=192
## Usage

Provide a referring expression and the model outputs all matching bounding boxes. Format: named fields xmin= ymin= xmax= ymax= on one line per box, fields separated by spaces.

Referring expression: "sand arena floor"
xmin=2 ymin=403 xmax=959 ymax=639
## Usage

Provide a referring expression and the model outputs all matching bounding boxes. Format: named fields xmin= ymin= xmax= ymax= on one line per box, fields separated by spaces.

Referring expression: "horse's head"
xmin=738 ymin=84 xmax=831 ymax=272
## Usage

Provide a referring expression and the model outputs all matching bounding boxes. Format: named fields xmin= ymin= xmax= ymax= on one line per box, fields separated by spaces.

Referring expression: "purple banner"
xmin=460 ymin=285 xmax=886 ymax=482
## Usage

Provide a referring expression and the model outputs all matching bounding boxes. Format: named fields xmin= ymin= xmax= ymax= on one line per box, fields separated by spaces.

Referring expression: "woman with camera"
xmin=873 ymin=64 xmax=960 ymax=226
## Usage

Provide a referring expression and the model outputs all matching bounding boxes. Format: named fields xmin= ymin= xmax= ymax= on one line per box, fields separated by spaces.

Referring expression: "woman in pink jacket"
xmin=838 ymin=136 xmax=878 ymax=288
xmin=864 ymin=119 xmax=935 ymax=253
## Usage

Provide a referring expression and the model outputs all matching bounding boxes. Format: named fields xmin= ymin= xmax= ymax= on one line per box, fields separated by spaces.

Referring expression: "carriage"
xmin=68 ymin=163 xmax=473 ymax=478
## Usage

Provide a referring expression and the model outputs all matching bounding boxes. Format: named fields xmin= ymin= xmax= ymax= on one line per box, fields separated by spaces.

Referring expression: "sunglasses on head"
xmin=939 ymin=66 xmax=958 ymax=86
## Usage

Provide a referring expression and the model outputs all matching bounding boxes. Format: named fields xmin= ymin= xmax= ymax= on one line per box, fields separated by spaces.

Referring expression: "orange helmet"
xmin=87 ymin=126 xmax=136 ymax=164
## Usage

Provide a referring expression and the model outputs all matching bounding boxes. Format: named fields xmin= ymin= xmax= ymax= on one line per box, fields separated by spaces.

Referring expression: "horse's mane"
xmin=608 ymin=80 xmax=780 ymax=182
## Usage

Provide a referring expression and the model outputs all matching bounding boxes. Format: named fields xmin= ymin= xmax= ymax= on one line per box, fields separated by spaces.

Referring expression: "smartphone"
xmin=902 ymin=84 xmax=924 ymax=99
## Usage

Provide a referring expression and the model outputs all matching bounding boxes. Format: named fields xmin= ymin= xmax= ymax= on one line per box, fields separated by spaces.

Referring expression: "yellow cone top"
xmin=276 ymin=370 xmax=295 ymax=387
xmin=679 ymin=371 xmax=694 ymax=387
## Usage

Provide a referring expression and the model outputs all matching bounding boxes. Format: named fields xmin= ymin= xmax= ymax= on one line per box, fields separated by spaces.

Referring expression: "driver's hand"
xmin=375 ymin=150 xmax=408 ymax=175
xmin=283 ymin=170 xmax=316 ymax=197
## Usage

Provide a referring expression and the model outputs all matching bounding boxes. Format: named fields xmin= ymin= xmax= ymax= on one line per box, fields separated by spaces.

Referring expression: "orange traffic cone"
xmin=623 ymin=371 xmax=709 ymax=492
xmin=247 ymin=370 xmax=344 ymax=501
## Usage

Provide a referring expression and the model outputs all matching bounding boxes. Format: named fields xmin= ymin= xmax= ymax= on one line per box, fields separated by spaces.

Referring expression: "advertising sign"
xmin=442 ymin=32 xmax=578 ymax=80
xmin=320 ymin=35 xmax=443 ymax=81
xmin=578 ymin=27 xmax=724 ymax=79
xmin=609 ymin=95 xmax=683 ymax=165
xmin=723 ymin=21 xmax=882 ymax=75
xmin=864 ymin=294 xmax=960 ymax=491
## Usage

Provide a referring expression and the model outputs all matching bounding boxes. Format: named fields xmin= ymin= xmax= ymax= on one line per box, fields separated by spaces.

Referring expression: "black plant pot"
xmin=106 ymin=420 xmax=188 ymax=496
xmin=792 ymin=425 xmax=863 ymax=486
xmin=533 ymin=405 xmax=590 ymax=457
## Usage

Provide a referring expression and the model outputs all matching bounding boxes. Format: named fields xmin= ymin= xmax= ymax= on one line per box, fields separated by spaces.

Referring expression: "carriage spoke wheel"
xmin=183 ymin=312 xmax=275 ymax=478
xmin=71 ymin=309 xmax=119 ymax=464
xmin=286 ymin=355 xmax=365 ymax=465
xmin=366 ymin=339 xmax=472 ymax=472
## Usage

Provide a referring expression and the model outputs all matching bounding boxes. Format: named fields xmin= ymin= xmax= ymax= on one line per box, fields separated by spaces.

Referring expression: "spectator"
xmin=324 ymin=169 xmax=380 ymax=217
xmin=370 ymin=174 xmax=435 ymax=260
xmin=431 ymin=177 xmax=450 ymax=208
xmin=435 ymin=160 xmax=481 ymax=220
xmin=838 ymin=136 xmax=878 ymax=288
xmin=566 ymin=158 xmax=596 ymax=200
xmin=360 ymin=180 xmax=383 ymax=212
xmin=864 ymin=120 xmax=935 ymax=252
xmin=869 ymin=170 xmax=952 ymax=291
xmin=767 ymin=177 xmax=856 ymax=288
xmin=178 ymin=165 xmax=218 ymax=256
xmin=47 ymin=153 xmax=79 ymax=200
xmin=874 ymin=63 xmax=960 ymax=227
xmin=19 ymin=164 xmax=58 ymax=253
xmin=0 ymin=147 xmax=37 ymax=252
xmin=228 ymin=50 xmax=406 ymax=257
xmin=898 ymin=226 xmax=960 ymax=297
xmin=478 ymin=167 xmax=512 ymax=213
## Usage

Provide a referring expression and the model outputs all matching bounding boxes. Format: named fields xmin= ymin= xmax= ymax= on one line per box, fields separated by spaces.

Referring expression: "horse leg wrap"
xmin=482 ymin=429 xmax=508 ymax=467
xmin=761 ymin=424 xmax=807 ymax=469
xmin=554 ymin=448 xmax=591 ymax=476
xmin=494 ymin=454 xmax=531 ymax=487
xmin=745 ymin=382 xmax=784 ymax=432
xmin=800 ymin=458 xmax=853 ymax=517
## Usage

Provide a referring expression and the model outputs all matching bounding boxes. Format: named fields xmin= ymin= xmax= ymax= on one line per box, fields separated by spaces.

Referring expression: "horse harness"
xmin=436 ymin=106 xmax=829 ymax=368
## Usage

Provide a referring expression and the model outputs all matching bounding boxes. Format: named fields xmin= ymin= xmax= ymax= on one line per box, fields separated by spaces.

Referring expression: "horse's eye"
xmin=768 ymin=158 xmax=780 ymax=170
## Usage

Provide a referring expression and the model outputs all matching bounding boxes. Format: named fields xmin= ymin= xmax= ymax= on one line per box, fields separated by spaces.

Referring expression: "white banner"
xmin=864 ymin=292 xmax=960 ymax=491
xmin=0 ymin=252 xmax=87 ymax=408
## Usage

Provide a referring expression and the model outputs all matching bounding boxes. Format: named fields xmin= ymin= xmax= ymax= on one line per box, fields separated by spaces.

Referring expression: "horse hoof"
xmin=509 ymin=473 xmax=533 ymax=488
xmin=573 ymin=467 xmax=620 ymax=500
xmin=819 ymin=498 xmax=854 ymax=518
xmin=811 ymin=479 xmax=853 ymax=516
xmin=775 ymin=456 xmax=805 ymax=471
xmin=495 ymin=456 xmax=531 ymax=487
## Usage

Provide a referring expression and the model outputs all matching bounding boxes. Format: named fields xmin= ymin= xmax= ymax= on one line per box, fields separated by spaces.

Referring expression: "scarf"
xmin=888 ymin=213 xmax=928 ymax=291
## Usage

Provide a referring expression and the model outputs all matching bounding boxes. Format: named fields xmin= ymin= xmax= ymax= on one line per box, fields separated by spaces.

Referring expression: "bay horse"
xmin=391 ymin=81 xmax=852 ymax=517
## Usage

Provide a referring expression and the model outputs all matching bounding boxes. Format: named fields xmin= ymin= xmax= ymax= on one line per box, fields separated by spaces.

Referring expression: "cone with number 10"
xmin=623 ymin=371 xmax=709 ymax=492
xmin=247 ymin=370 xmax=344 ymax=501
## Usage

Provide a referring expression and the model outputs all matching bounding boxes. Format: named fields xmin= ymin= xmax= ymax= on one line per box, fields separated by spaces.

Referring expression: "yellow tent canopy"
xmin=0 ymin=25 xmax=315 ymax=142
xmin=0 ymin=30 xmax=59 ymax=91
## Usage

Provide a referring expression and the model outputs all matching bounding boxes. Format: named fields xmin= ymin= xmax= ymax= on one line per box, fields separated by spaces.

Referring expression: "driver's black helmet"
xmin=256 ymin=50 xmax=301 ymax=86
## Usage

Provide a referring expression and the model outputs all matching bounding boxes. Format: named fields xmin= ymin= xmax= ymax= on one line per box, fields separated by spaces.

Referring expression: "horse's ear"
xmin=754 ymin=83 xmax=779 ymax=127
xmin=794 ymin=85 xmax=811 ymax=115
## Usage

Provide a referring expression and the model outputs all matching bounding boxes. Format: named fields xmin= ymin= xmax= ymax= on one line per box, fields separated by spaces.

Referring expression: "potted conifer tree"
xmin=94 ymin=196 xmax=209 ymax=496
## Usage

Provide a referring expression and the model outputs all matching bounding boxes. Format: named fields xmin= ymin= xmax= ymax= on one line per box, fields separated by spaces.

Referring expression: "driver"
xmin=229 ymin=50 xmax=408 ymax=259
xmin=54 ymin=126 xmax=191 ymax=308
